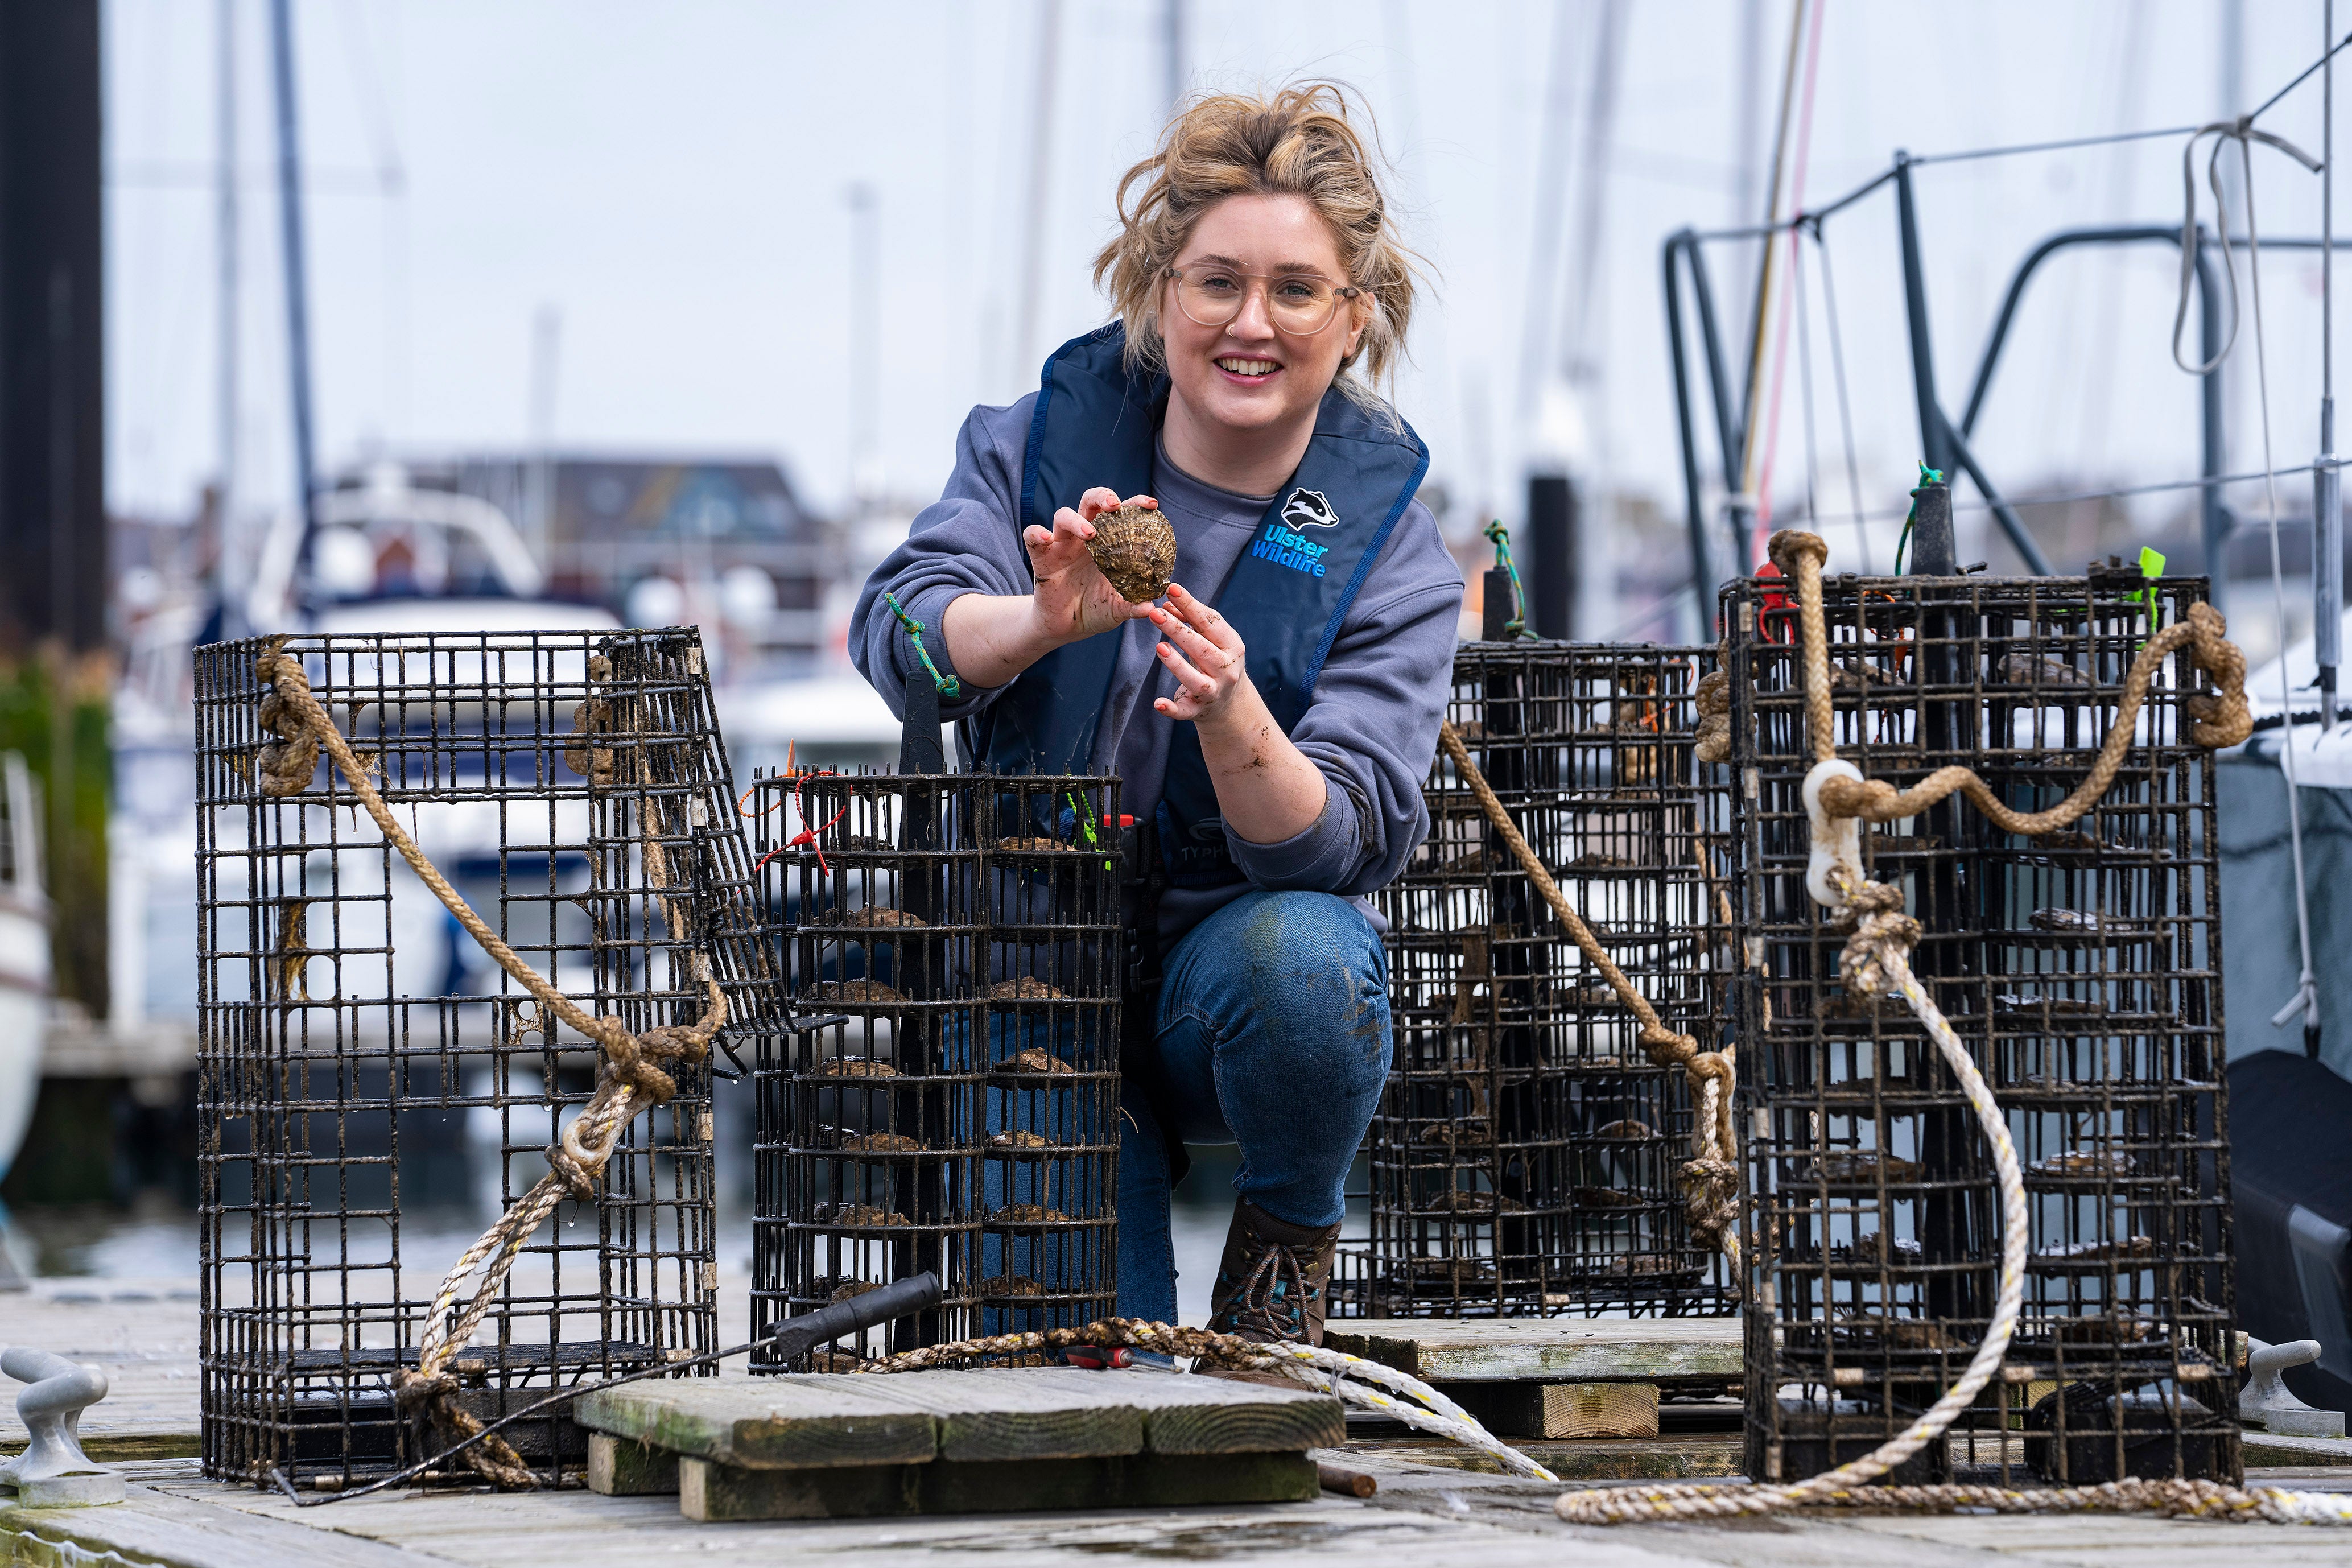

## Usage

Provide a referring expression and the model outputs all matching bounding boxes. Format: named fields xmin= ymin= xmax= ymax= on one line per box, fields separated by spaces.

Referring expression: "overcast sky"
xmin=102 ymin=0 xmax=2352 ymax=619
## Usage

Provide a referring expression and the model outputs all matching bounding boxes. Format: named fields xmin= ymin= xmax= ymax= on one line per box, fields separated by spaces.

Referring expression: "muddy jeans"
xmin=1114 ymin=888 xmax=1392 ymax=1322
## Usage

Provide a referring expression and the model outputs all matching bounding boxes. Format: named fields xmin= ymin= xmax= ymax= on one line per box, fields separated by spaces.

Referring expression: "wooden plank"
xmin=861 ymin=1367 xmax=1340 ymax=1456
xmin=791 ymin=1369 xmax=1145 ymax=1463
xmin=1347 ymin=1434 xmax=1743 ymax=1479
xmin=1323 ymin=1317 xmax=1742 ymax=1384
xmin=585 ymin=1432 xmax=678 ymax=1496
xmin=678 ymin=1450 xmax=1319 ymax=1522
xmin=2245 ymin=1433 xmax=2352 ymax=1468
xmin=1441 ymin=1381 xmax=1660 ymax=1439
xmin=1 ymin=1480 xmax=444 ymax=1568
xmin=1134 ymin=1376 xmax=1344 ymax=1455
xmin=587 ymin=1368 xmax=1343 ymax=1470
xmin=572 ymin=1377 xmax=935 ymax=1470
xmin=1 ymin=1281 xmax=202 ymax=1448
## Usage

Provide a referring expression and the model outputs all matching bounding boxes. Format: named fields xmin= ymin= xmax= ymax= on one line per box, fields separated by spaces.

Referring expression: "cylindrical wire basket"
xmin=750 ymin=769 xmax=1120 ymax=1367
xmin=1340 ymin=640 xmax=1738 ymax=1320
xmin=1726 ymin=568 xmax=2237 ymax=1488
xmin=195 ymin=628 xmax=732 ymax=1489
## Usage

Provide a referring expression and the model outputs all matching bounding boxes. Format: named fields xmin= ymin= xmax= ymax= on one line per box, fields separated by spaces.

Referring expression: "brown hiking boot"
xmin=1199 ymin=1199 xmax=1338 ymax=1383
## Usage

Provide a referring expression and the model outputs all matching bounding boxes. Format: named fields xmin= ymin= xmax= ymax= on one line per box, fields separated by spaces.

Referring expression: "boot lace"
xmin=1214 ymin=1236 xmax=1319 ymax=1342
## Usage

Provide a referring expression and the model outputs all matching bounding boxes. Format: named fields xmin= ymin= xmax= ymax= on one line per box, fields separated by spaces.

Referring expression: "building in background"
xmin=419 ymin=455 xmax=837 ymax=680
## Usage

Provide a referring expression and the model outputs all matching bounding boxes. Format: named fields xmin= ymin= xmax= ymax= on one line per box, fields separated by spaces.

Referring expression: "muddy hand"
xmin=1151 ymin=583 xmax=1250 ymax=724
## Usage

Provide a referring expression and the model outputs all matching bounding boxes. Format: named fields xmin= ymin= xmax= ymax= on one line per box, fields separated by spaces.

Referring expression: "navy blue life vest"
xmin=965 ymin=324 xmax=1429 ymax=892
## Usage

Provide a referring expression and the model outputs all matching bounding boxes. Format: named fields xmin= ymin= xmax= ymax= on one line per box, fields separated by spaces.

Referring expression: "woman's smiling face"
xmin=1158 ymin=193 xmax=1365 ymax=447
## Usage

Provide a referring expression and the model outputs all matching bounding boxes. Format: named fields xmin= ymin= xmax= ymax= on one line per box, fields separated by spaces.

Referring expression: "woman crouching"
xmin=852 ymin=82 xmax=1459 ymax=1353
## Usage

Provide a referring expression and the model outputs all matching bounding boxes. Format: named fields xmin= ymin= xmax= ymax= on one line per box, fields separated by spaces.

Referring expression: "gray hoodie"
xmin=851 ymin=394 xmax=1462 ymax=942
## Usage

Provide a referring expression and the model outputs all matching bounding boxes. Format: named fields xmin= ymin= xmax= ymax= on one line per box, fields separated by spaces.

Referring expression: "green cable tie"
xmin=1483 ymin=520 xmax=1541 ymax=641
xmin=883 ymin=590 xmax=961 ymax=700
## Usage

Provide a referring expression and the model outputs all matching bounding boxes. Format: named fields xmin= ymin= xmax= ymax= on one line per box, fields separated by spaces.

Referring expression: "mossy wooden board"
xmin=1323 ymin=1318 xmax=1742 ymax=1384
xmin=678 ymin=1450 xmax=1319 ymax=1522
xmin=576 ymin=1368 xmax=1342 ymax=1471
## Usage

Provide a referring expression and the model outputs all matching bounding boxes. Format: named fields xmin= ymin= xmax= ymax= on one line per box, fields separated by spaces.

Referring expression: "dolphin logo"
xmin=1281 ymin=488 xmax=1340 ymax=529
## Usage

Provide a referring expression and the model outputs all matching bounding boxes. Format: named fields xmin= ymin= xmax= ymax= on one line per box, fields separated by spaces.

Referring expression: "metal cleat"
xmin=0 ymin=1345 xmax=126 ymax=1506
xmin=2240 ymin=1336 xmax=2349 ymax=1439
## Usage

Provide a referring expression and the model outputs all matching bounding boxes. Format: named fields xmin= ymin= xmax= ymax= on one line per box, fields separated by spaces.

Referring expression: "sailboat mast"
xmin=2320 ymin=0 xmax=2341 ymax=732
xmin=269 ymin=0 xmax=320 ymax=607
xmin=217 ymin=0 xmax=240 ymax=604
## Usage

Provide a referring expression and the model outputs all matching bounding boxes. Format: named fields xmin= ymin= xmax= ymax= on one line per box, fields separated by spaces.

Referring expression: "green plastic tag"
xmin=2135 ymin=546 xmax=2167 ymax=640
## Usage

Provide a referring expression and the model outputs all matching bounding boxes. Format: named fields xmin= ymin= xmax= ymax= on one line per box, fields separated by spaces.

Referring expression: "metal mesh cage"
xmin=748 ymin=769 xmax=1121 ymax=1368
xmin=1336 ymin=640 xmax=1739 ymax=1319
xmin=196 ymin=629 xmax=744 ymax=1488
xmin=1726 ymin=570 xmax=2237 ymax=1487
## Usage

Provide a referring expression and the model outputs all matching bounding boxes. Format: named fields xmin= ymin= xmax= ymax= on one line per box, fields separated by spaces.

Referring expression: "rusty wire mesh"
xmin=748 ymin=770 xmax=1121 ymax=1368
xmin=1332 ymin=641 xmax=1739 ymax=1320
xmin=196 ymin=629 xmax=746 ymax=1488
xmin=1727 ymin=568 xmax=2237 ymax=1487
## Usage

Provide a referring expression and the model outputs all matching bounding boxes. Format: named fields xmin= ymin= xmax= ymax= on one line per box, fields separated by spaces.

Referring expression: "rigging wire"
xmin=1686 ymin=23 xmax=2352 ymax=253
xmin=2224 ymin=127 xmax=2325 ymax=1057
xmin=1907 ymin=123 xmax=2201 ymax=167
xmin=2252 ymin=22 xmax=2352 ymax=122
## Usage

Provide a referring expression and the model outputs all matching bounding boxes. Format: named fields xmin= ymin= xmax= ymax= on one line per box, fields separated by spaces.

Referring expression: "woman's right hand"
xmin=1024 ymin=488 xmax=1163 ymax=646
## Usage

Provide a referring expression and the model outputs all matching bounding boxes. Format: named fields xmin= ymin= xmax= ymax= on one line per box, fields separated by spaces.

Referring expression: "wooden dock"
xmin=13 ymin=1282 xmax=2352 ymax=1565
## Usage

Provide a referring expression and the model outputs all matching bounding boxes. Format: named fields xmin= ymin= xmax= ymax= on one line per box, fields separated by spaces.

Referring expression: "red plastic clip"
xmin=754 ymin=767 xmax=847 ymax=876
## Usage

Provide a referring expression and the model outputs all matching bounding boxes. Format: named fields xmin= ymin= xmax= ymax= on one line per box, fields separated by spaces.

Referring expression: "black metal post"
xmin=1482 ymin=566 xmax=1514 ymax=641
xmin=1527 ymin=472 xmax=1577 ymax=638
xmin=1894 ymin=154 xmax=1954 ymax=480
xmin=896 ymin=675 xmax=944 ymax=1348
xmin=1664 ymin=232 xmax=1718 ymax=627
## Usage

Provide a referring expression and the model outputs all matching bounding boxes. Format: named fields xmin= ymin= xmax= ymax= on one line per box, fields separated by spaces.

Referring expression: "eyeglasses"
xmin=1163 ymin=265 xmax=1361 ymax=336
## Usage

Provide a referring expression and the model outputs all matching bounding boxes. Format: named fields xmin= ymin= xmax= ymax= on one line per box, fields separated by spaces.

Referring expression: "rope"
xmin=884 ymin=589 xmax=962 ymax=699
xmin=2218 ymin=129 xmax=2326 ymax=1054
xmin=849 ymin=1318 xmax=1558 ymax=1483
xmin=1482 ymin=522 xmax=1539 ymax=641
xmin=1561 ymin=531 xmax=2347 ymax=1527
xmin=250 ymin=641 xmax=725 ymax=1488
xmin=2171 ymin=120 xmax=2321 ymax=376
xmin=1762 ymin=531 xmax=2253 ymax=832
xmin=1437 ymin=722 xmax=1740 ymax=1268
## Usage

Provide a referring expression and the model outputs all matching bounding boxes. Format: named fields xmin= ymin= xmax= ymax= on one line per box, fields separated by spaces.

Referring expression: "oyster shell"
xmin=1086 ymin=501 xmax=1177 ymax=602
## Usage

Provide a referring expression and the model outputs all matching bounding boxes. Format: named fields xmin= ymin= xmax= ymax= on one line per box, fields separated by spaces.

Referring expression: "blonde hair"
xmin=1092 ymin=82 xmax=1420 ymax=411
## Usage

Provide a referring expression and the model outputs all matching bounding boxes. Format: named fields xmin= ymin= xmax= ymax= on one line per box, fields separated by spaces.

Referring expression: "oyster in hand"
xmin=1086 ymin=501 xmax=1177 ymax=603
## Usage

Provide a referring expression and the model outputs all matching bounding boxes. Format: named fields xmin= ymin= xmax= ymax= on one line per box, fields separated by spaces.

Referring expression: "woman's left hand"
xmin=1150 ymin=584 xmax=1252 ymax=725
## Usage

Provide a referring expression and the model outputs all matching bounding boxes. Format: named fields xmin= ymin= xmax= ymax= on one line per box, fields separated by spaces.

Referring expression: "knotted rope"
xmin=251 ymin=643 xmax=725 ymax=1488
xmin=1559 ymin=532 xmax=2350 ymax=1527
xmin=850 ymin=1318 xmax=1556 ymax=1482
xmin=1437 ymin=722 xmax=1740 ymax=1268
xmin=1763 ymin=529 xmax=2252 ymax=828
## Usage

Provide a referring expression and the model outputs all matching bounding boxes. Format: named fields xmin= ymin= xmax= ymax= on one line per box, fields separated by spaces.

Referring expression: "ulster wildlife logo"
xmin=1281 ymin=488 xmax=1340 ymax=529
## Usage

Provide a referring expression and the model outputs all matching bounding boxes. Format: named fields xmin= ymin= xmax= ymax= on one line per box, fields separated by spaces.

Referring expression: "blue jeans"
xmin=1115 ymin=889 xmax=1392 ymax=1322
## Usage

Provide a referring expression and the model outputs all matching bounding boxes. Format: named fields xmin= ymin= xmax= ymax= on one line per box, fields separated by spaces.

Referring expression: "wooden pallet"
xmin=573 ymin=1368 xmax=1346 ymax=1521
xmin=1323 ymin=1317 xmax=1743 ymax=1439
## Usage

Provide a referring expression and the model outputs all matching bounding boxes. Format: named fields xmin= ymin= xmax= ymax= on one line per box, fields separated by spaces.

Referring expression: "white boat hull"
xmin=0 ymin=896 xmax=49 ymax=1185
